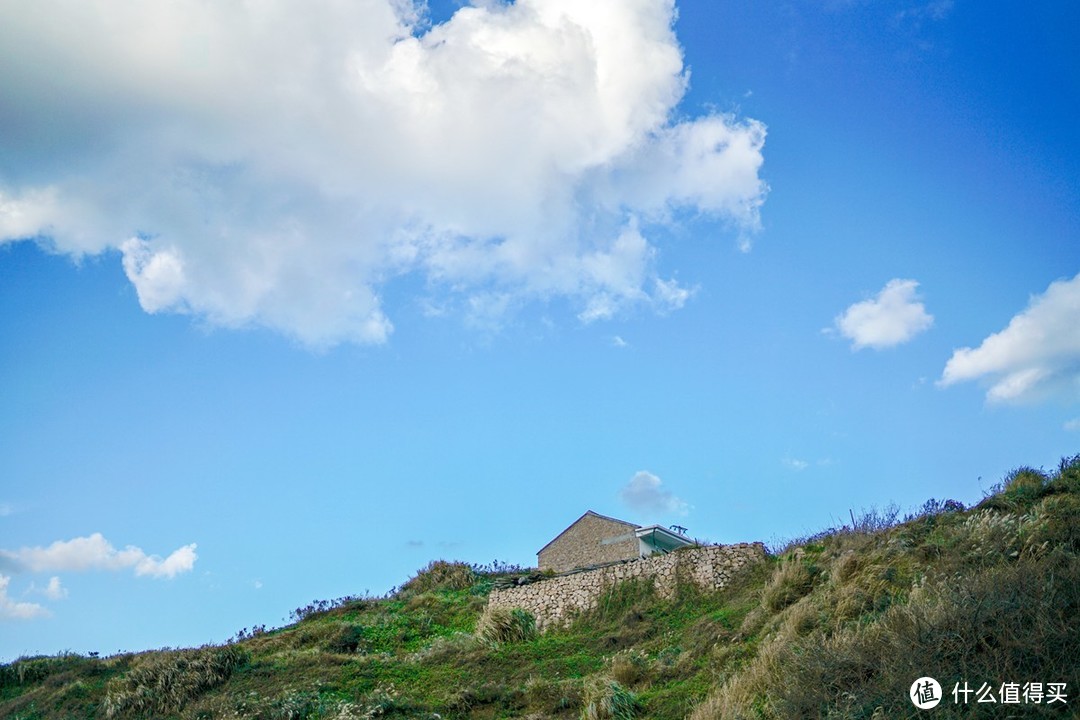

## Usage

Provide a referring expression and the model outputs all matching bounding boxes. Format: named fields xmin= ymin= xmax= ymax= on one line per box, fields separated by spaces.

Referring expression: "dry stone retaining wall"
xmin=489 ymin=543 xmax=767 ymax=631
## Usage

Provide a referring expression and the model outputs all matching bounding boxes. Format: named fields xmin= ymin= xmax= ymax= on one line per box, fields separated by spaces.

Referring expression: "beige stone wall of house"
xmin=538 ymin=513 xmax=641 ymax=574
xmin=493 ymin=542 xmax=767 ymax=631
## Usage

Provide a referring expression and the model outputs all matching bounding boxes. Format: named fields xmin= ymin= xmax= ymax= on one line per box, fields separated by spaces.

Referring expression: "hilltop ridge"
xmin=3 ymin=455 xmax=1079 ymax=719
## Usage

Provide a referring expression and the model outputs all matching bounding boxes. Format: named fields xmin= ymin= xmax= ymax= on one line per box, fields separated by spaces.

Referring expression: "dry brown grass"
xmin=102 ymin=645 xmax=247 ymax=718
xmin=475 ymin=605 xmax=538 ymax=644
xmin=760 ymin=558 xmax=818 ymax=613
xmin=580 ymin=677 xmax=641 ymax=720
xmin=691 ymin=467 xmax=1080 ymax=720
xmin=608 ymin=649 xmax=651 ymax=688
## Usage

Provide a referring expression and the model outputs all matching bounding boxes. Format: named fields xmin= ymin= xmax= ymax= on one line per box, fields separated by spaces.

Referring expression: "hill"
xmin=3 ymin=455 xmax=1079 ymax=719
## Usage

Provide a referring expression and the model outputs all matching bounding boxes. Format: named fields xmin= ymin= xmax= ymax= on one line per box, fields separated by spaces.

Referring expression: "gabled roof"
xmin=537 ymin=510 xmax=640 ymax=556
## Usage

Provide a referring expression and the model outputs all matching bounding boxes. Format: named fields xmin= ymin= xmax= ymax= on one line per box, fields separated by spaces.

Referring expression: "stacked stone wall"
xmin=490 ymin=542 xmax=766 ymax=630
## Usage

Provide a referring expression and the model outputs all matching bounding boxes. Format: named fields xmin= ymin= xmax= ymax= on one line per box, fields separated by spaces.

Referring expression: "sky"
xmin=1 ymin=0 xmax=1078 ymax=661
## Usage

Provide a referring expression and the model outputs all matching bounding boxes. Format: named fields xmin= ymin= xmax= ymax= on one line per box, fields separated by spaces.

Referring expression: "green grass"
xmin=4 ymin=455 xmax=1080 ymax=719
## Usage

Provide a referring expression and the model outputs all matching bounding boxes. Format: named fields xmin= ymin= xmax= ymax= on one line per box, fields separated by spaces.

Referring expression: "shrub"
xmin=289 ymin=595 xmax=365 ymax=622
xmin=1004 ymin=466 xmax=1048 ymax=497
xmin=470 ymin=559 xmax=527 ymax=576
xmin=398 ymin=560 xmax=477 ymax=596
xmin=1034 ymin=493 xmax=1080 ymax=551
xmin=692 ymin=537 xmax=1080 ymax=719
xmin=326 ymin=624 xmax=366 ymax=654
xmin=476 ymin=606 xmax=537 ymax=644
xmin=609 ymin=649 xmax=650 ymax=687
xmin=850 ymin=503 xmax=901 ymax=533
xmin=103 ymin=645 xmax=247 ymax=718
xmin=0 ymin=653 xmax=89 ymax=689
xmin=1047 ymin=454 xmax=1080 ymax=495
xmin=761 ymin=560 xmax=818 ymax=612
xmin=905 ymin=497 xmax=966 ymax=522
xmin=524 ymin=674 xmax=569 ymax=713
xmin=581 ymin=678 xmax=641 ymax=720
xmin=411 ymin=631 xmax=479 ymax=664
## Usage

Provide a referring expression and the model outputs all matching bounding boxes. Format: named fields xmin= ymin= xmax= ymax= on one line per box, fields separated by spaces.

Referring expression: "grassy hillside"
xmin=3 ymin=456 xmax=1079 ymax=719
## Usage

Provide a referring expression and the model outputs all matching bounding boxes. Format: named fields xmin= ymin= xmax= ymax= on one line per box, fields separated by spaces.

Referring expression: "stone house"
xmin=537 ymin=510 xmax=695 ymax=574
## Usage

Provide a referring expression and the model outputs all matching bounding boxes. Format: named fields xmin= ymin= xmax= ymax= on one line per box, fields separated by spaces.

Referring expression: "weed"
xmin=581 ymin=677 xmax=641 ymax=720
xmin=609 ymin=649 xmax=650 ymax=688
xmin=326 ymin=624 xmax=366 ymax=654
xmin=476 ymin=606 xmax=537 ymax=644
xmin=760 ymin=559 xmax=819 ymax=612
xmin=102 ymin=645 xmax=247 ymax=718
xmin=290 ymin=596 xmax=366 ymax=623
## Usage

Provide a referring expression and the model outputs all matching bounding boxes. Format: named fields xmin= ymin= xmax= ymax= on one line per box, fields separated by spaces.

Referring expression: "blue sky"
xmin=1 ymin=0 xmax=1078 ymax=661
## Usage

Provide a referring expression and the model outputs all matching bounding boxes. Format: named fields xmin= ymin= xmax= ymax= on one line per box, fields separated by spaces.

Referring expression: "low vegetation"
xmin=3 ymin=456 xmax=1079 ymax=719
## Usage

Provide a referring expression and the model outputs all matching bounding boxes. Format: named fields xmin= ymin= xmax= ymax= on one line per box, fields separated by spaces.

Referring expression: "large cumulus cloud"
xmin=0 ymin=0 xmax=767 ymax=347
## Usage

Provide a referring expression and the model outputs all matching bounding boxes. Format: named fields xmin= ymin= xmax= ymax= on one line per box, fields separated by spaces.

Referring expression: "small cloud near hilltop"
xmin=619 ymin=471 xmax=690 ymax=516
xmin=783 ymin=457 xmax=809 ymax=471
xmin=831 ymin=279 xmax=934 ymax=351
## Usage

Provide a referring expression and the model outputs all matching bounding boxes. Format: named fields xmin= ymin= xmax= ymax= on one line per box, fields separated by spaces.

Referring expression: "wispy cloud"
xmin=0 ymin=574 xmax=49 ymax=620
xmin=832 ymin=279 xmax=933 ymax=350
xmin=0 ymin=503 xmax=13 ymax=517
xmin=0 ymin=533 xmax=197 ymax=579
xmin=611 ymin=335 xmax=629 ymax=348
xmin=941 ymin=273 xmax=1080 ymax=403
xmin=37 ymin=576 xmax=68 ymax=600
xmin=1066 ymin=418 xmax=1080 ymax=432
xmin=895 ymin=0 xmax=955 ymax=25
xmin=782 ymin=457 xmax=809 ymax=471
xmin=619 ymin=471 xmax=690 ymax=516
xmin=0 ymin=0 xmax=767 ymax=348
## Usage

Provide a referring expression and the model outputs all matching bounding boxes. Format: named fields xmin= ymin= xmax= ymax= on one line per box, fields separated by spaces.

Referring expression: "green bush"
xmin=1004 ymin=466 xmax=1048 ymax=497
xmin=398 ymin=560 xmax=477 ymax=596
xmin=326 ymin=624 xmax=365 ymax=654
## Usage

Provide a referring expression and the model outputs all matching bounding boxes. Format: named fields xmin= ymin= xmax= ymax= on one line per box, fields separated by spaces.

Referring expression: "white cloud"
xmin=31 ymin=576 xmax=69 ymax=601
xmin=941 ymin=273 xmax=1080 ymax=403
xmin=45 ymin=576 xmax=67 ymax=600
xmin=619 ymin=470 xmax=690 ymax=516
xmin=0 ymin=533 xmax=197 ymax=580
xmin=653 ymin=277 xmax=695 ymax=313
xmin=833 ymin=279 xmax=934 ymax=350
xmin=0 ymin=503 xmax=13 ymax=517
xmin=1066 ymin=418 xmax=1080 ymax=432
xmin=895 ymin=0 xmax=954 ymax=24
xmin=611 ymin=335 xmax=629 ymax=348
xmin=0 ymin=574 xmax=50 ymax=620
xmin=0 ymin=0 xmax=767 ymax=348
xmin=782 ymin=457 xmax=809 ymax=471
